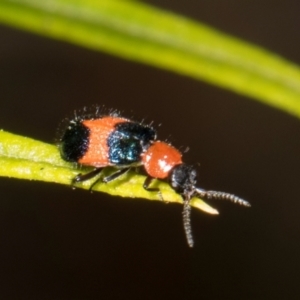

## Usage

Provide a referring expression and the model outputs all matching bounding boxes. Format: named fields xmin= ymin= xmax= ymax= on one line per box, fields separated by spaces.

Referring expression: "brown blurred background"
xmin=0 ymin=1 xmax=300 ymax=299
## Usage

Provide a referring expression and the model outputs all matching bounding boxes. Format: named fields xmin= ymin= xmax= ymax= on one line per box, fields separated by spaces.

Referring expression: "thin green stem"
xmin=0 ymin=0 xmax=300 ymax=117
xmin=0 ymin=130 xmax=219 ymax=214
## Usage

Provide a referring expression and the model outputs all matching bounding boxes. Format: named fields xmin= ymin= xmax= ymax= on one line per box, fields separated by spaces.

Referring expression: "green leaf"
xmin=0 ymin=0 xmax=300 ymax=118
xmin=0 ymin=130 xmax=219 ymax=214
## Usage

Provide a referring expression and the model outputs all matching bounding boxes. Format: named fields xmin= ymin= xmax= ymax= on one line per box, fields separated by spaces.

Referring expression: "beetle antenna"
xmin=182 ymin=196 xmax=194 ymax=247
xmin=195 ymin=188 xmax=251 ymax=207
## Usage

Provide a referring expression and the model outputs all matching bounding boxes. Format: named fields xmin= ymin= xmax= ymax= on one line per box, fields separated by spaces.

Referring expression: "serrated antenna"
xmin=195 ymin=188 xmax=251 ymax=207
xmin=182 ymin=197 xmax=194 ymax=248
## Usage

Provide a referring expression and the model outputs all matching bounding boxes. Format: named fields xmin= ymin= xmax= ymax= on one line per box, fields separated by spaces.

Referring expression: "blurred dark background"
xmin=1 ymin=1 xmax=300 ymax=299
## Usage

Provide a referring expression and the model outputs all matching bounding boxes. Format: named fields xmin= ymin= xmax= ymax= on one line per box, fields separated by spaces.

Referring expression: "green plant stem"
xmin=0 ymin=0 xmax=300 ymax=117
xmin=0 ymin=130 xmax=219 ymax=214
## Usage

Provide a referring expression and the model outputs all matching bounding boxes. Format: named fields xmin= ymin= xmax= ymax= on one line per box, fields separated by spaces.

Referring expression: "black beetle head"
xmin=169 ymin=164 xmax=197 ymax=199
